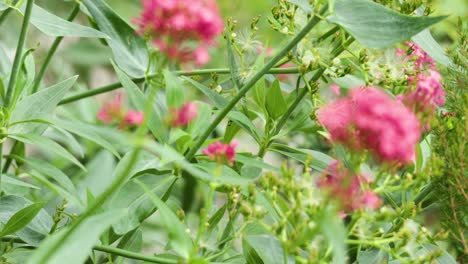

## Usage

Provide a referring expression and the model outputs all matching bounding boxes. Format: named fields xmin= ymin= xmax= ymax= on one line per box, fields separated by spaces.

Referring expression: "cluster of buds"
xmin=202 ymin=140 xmax=237 ymax=166
xmin=134 ymin=0 xmax=224 ymax=65
xmin=97 ymin=93 xmax=144 ymax=128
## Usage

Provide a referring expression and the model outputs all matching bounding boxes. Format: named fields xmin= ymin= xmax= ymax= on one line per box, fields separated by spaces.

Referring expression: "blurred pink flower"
xmin=317 ymin=87 xmax=421 ymax=164
xmin=170 ymin=101 xmax=198 ymax=127
xmin=398 ymin=42 xmax=435 ymax=70
xmin=135 ymin=0 xmax=224 ymax=65
xmin=97 ymin=93 xmax=144 ymax=128
xmin=404 ymin=69 xmax=445 ymax=112
xmin=97 ymin=93 xmax=124 ymax=124
xmin=329 ymin=84 xmax=341 ymax=96
xmin=125 ymin=110 xmax=145 ymax=125
xmin=317 ymin=162 xmax=381 ymax=212
xmin=202 ymin=140 xmax=237 ymax=166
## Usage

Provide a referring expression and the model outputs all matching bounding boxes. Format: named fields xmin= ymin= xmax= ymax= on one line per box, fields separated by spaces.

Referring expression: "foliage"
xmin=0 ymin=0 xmax=465 ymax=263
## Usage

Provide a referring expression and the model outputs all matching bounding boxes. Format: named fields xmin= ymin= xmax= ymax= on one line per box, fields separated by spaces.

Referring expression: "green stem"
xmin=0 ymin=236 xmax=177 ymax=264
xmin=93 ymin=245 xmax=178 ymax=264
xmin=4 ymin=0 xmax=34 ymax=108
xmin=31 ymin=3 xmax=80 ymax=94
xmin=185 ymin=12 xmax=325 ymax=160
xmin=317 ymin=26 xmax=340 ymax=42
xmin=57 ymin=67 xmax=301 ymax=105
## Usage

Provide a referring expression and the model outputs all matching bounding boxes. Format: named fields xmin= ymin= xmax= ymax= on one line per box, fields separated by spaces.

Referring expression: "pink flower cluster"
xmin=135 ymin=0 xmax=224 ymax=65
xmin=397 ymin=42 xmax=445 ymax=116
xmin=97 ymin=93 xmax=144 ymax=128
xmin=202 ymin=140 xmax=237 ymax=166
xmin=317 ymin=162 xmax=381 ymax=213
xmin=317 ymin=87 xmax=421 ymax=164
xmin=169 ymin=101 xmax=198 ymax=127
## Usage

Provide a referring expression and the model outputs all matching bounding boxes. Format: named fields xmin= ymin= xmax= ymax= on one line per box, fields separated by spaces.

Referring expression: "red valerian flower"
xmin=169 ymin=101 xmax=198 ymax=127
xmin=202 ymin=140 xmax=237 ymax=166
xmin=317 ymin=87 xmax=421 ymax=164
xmin=317 ymin=162 xmax=382 ymax=213
xmin=135 ymin=0 xmax=224 ymax=65
xmin=97 ymin=93 xmax=144 ymax=128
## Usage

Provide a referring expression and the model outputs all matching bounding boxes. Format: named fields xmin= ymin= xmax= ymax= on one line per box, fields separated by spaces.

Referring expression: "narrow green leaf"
xmin=12 ymin=155 xmax=76 ymax=193
xmin=83 ymin=0 xmax=148 ymax=77
xmin=243 ymin=235 xmax=287 ymax=264
xmin=135 ymin=180 xmax=194 ymax=258
xmin=0 ymin=195 xmax=53 ymax=246
xmin=112 ymin=63 xmax=165 ymax=142
xmin=183 ymin=77 xmax=228 ymax=109
xmin=266 ymin=80 xmax=287 ymax=120
xmin=328 ymin=0 xmax=447 ymax=48
xmin=412 ymin=30 xmax=452 ymax=66
xmin=52 ymin=118 xmax=120 ymax=158
xmin=9 ymin=133 xmax=85 ymax=170
xmin=16 ymin=3 xmax=108 ymax=38
xmin=0 ymin=202 xmax=45 ymax=237
xmin=26 ymin=210 xmax=126 ymax=264
xmin=165 ymin=70 xmax=185 ymax=108
xmin=319 ymin=208 xmax=347 ymax=264
xmin=9 ymin=76 xmax=78 ymax=134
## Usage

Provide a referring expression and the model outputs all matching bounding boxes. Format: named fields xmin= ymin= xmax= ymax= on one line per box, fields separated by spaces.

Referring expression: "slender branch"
xmin=185 ymin=11 xmax=326 ymax=160
xmin=31 ymin=3 xmax=80 ymax=94
xmin=0 ymin=236 xmax=178 ymax=264
xmin=4 ymin=0 xmax=34 ymax=108
xmin=94 ymin=245 xmax=178 ymax=264
xmin=57 ymin=67 xmax=301 ymax=105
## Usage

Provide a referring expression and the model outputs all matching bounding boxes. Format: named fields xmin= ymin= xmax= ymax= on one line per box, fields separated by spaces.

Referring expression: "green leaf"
xmin=0 ymin=202 xmax=45 ymax=237
xmin=286 ymin=0 xmax=312 ymax=14
xmin=135 ymin=179 xmax=194 ymax=258
xmin=115 ymin=229 xmax=142 ymax=264
xmin=11 ymin=155 xmax=76 ymax=194
xmin=2 ymin=249 xmax=33 ymax=264
xmin=27 ymin=210 xmax=126 ymax=264
xmin=165 ymin=70 xmax=185 ymax=108
xmin=357 ymin=248 xmax=388 ymax=264
xmin=183 ymin=77 xmax=228 ymax=109
xmin=9 ymin=76 xmax=78 ymax=134
xmin=412 ymin=29 xmax=452 ymax=66
xmin=83 ymin=0 xmax=148 ymax=77
xmin=417 ymin=244 xmax=457 ymax=264
xmin=112 ymin=63 xmax=165 ymax=142
xmin=328 ymin=0 xmax=447 ymax=48
xmin=243 ymin=235 xmax=287 ymax=264
xmin=52 ymin=118 xmax=120 ymax=158
xmin=319 ymin=208 xmax=347 ymax=264
xmin=266 ymin=80 xmax=287 ymax=120
xmin=270 ymin=143 xmax=335 ymax=171
xmin=195 ymin=163 xmax=253 ymax=186
xmin=0 ymin=195 xmax=53 ymax=246
xmin=227 ymin=111 xmax=262 ymax=142
xmin=9 ymin=133 xmax=85 ymax=170
xmin=15 ymin=3 xmax=108 ymax=38
xmin=1 ymin=174 xmax=40 ymax=191
xmin=109 ymin=174 xmax=175 ymax=235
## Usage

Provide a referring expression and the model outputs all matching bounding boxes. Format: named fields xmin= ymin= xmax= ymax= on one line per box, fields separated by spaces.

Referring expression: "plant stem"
xmin=4 ymin=0 xmax=34 ymax=108
xmin=93 ymin=245 xmax=178 ymax=264
xmin=57 ymin=67 xmax=300 ymax=105
xmin=0 ymin=236 xmax=177 ymax=264
xmin=185 ymin=12 xmax=325 ymax=160
xmin=30 ymin=3 xmax=80 ymax=94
